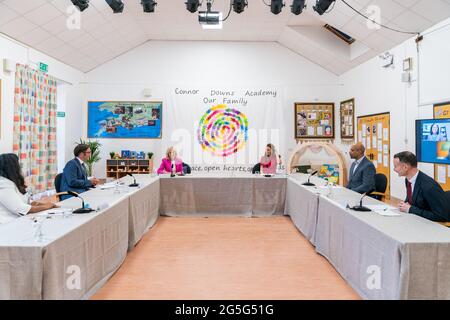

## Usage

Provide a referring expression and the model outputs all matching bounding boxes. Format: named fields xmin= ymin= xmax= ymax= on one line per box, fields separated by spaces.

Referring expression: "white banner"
xmin=163 ymin=87 xmax=287 ymax=173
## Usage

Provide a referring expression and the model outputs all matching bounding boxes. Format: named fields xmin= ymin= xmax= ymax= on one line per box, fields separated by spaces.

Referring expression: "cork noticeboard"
xmin=295 ymin=102 xmax=335 ymax=140
xmin=434 ymin=102 xmax=450 ymax=191
xmin=340 ymin=99 xmax=355 ymax=140
xmin=357 ymin=112 xmax=391 ymax=199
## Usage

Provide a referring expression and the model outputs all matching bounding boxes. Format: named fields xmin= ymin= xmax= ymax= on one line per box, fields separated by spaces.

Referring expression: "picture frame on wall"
xmin=0 ymin=79 xmax=2 ymax=139
xmin=294 ymin=102 xmax=335 ymax=139
xmin=340 ymin=98 xmax=355 ymax=140
xmin=87 ymin=101 xmax=163 ymax=139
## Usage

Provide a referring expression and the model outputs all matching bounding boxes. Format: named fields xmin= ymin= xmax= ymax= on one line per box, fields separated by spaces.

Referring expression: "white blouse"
xmin=0 ymin=176 xmax=31 ymax=224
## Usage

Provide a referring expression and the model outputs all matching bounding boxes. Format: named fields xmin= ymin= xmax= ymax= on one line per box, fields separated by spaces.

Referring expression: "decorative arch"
xmin=287 ymin=141 xmax=349 ymax=186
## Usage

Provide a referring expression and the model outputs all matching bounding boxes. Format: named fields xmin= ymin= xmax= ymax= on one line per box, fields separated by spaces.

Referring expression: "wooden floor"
xmin=92 ymin=216 xmax=360 ymax=300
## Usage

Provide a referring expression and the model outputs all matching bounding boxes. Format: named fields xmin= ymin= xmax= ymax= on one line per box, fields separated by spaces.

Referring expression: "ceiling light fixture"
xmin=71 ymin=0 xmax=89 ymax=12
xmin=185 ymin=0 xmax=201 ymax=13
xmin=141 ymin=0 xmax=157 ymax=12
xmin=291 ymin=0 xmax=306 ymax=15
xmin=105 ymin=0 xmax=124 ymax=13
xmin=313 ymin=0 xmax=335 ymax=15
xmin=270 ymin=0 xmax=284 ymax=15
xmin=232 ymin=0 xmax=248 ymax=14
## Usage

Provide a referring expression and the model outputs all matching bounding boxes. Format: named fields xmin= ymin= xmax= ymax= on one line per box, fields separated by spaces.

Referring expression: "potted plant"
xmin=109 ymin=152 xmax=115 ymax=159
xmin=77 ymin=139 xmax=101 ymax=177
xmin=147 ymin=152 xmax=154 ymax=160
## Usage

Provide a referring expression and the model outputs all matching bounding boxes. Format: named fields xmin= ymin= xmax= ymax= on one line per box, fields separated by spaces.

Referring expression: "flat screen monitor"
xmin=416 ymin=119 xmax=450 ymax=164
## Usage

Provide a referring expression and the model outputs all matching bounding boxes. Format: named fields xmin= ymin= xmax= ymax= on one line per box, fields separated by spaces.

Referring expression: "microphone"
xmin=127 ymin=173 xmax=139 ymax=187
xmin=302 ymin=170 xmax=318 ymax=186
xmin=67 ymin=191 xmax=95 ymax=214
xmin=350 ymin=190 xmax=374 ymax=212
xmin=170 ymin=162 xmax=176 ymax=178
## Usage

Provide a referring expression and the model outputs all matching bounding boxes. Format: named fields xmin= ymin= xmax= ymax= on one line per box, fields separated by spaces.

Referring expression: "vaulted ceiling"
xmin=1 ymin=0 xmax=450 ymax=75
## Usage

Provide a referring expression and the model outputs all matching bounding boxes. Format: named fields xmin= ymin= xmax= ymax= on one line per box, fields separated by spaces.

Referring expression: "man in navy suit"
xmin=60 ymin=144 xmax=100 ymax=200
xmin=394 ymin=151 xmax=449 ymax=222
xmin=346 ymin=143 xmax=376 ymax=194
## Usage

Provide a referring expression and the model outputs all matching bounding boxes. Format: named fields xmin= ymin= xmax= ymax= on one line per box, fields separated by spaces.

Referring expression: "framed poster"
xmin=295 ymin=102 xmax=335 ymax=139
xmin=340 ymin=98 xmax=355 ymax=140
xmin=433 ymin=102 xmax=450 ymax=191
xmin=357 ymin=112 xmax=390 ymax=199
xmin=87 ymin=101 xmax=162 ymax=139
xmin=0 ymin=79 xmax=2 ymax=139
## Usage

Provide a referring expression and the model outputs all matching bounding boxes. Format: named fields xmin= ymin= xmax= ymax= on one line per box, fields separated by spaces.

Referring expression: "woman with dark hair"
xmin=428 ymin=124 xmax=441 ymax=141
xmin=0 ymin=153 xmax=57 ymax=224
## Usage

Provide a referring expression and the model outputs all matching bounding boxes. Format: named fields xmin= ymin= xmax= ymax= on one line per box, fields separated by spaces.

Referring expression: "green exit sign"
xmin=57 ymin=112 xmax=65 ymax=118
xmin=39 ymin=62 xmax=48 ymax=73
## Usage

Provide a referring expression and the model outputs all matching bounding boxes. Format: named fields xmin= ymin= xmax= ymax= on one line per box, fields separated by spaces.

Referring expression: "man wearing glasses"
xmin=60 ymin=144 xmax=100 ymax=200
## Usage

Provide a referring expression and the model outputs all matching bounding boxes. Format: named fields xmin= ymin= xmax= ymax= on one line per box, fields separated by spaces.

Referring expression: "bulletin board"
xmin=340 ymin=98 xmax=355 ymax=140
xmin=434 ymin=102 xmax=450 ymax=191
xmin=357 ymin=112 xmax=391 ymax=199
xmin=0 ymin=79 xmax=2 ymax=139
xmin=295 ymin=103 xmax=335 ymax=139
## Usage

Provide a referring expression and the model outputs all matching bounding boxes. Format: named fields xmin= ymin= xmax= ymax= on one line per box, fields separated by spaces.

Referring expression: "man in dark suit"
xmin=394 ymin=151 xmax=449 ymax=222
xmin=346 ymin=143 xmax=376 ymax=194
xmin=60 ymin=144 xmax=99 ymax=200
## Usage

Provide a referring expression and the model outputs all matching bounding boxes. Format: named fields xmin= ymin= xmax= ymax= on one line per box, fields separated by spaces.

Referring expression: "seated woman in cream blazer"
xmin=0 ymin=153 xmax=57 ymax=224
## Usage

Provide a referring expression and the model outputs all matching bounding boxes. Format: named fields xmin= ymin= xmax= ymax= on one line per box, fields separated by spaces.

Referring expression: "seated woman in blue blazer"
xmin=0 ymin=153 xmax=58 ymax=224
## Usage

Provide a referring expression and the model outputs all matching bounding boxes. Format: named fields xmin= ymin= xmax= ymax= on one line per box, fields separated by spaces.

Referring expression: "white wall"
xmin=337 ymin=18 xmax=450 ymax=199
xmin=0 ymin=33 xmax=84 ymax=165
xmin=418 ymin=19 xmax=450 ymax=106
xmin=84 ymin=41 xmax=340 ymax=177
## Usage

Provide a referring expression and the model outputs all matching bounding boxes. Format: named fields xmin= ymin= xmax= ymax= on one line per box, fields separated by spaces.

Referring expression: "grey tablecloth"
xmin=315 ymin=193 xmax=450 ymax=300
xmin=126 ymin=176 xmax=160 ymax=250
xmin=159 ymin=175 xmax=286 ymax=216
xmin=2 ymin=173 xmax=450 ymax=300
xmin=284 ymin=178 xmax=320 ymax=244
xmin=0 ymin=191 xmax=130 ymax=300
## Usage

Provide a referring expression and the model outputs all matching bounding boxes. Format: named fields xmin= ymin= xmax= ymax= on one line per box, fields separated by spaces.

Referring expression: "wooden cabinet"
xmin=106 ymin=159 xmax=153 ymax=179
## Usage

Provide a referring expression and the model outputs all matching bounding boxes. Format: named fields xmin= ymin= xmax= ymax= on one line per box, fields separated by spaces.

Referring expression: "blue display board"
xmin=87 ymin=101 xmax=162 ymax=139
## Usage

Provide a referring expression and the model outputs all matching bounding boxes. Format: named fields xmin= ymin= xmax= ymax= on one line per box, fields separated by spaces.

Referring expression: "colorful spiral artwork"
xmin=198 ymin=105 xmax=249 ymax=157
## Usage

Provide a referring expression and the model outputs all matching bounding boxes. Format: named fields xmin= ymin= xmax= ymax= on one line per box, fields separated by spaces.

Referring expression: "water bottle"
xmin=33 ymin=218 xmax=44 ymax=242
xmin=26 ymin=188 xmax=33 ymax=205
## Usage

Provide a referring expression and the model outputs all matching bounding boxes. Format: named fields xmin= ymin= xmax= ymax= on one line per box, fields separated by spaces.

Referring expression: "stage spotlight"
xmin=141 ymin=0 xmax=157 ymax=12
xmin=186 ymin=0 xmax=201 ymax=13
xmin=232 ymin=0 xmax=248 ymax=14
xmin=313 ymin=0 xmax=335 ymax=15
xmin=291 ymin=0 xmax=306 ymax=15
xmin=105 ymin=0 xmax=124 ymax=13
xmin=71 ymin=0 xmax=89 ymax=12
xmin=270 ymin=0 xmax=284 ymax=15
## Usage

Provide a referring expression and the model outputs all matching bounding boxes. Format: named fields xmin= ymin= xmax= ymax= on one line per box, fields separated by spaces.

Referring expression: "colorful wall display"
xmin=197 ymin=104 xmax=248 ymax=157
xmin=87 ymin=101 xmax=162 ymax=139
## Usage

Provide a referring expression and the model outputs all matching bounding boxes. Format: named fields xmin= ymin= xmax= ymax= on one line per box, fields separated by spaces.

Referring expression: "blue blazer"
xmin=60 ymin=158 xmax=93 ymax=200
xmin=406 ymin=171 xmax=449 ymax=222
xmin=346 ymin=157 xmax=376 ymax=194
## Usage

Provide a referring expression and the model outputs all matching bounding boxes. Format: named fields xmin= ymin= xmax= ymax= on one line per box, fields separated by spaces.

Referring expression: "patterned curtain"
xmin=13 ymin=64 xmax=58 ymax=194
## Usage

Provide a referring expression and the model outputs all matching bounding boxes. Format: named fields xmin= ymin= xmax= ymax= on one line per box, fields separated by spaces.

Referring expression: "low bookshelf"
xmin=106 ymin=159 xmax=153 ymax=179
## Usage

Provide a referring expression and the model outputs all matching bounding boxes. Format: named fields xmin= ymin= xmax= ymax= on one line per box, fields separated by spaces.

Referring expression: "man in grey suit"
xmin=346 ymin=143 xmax=376 ymax=194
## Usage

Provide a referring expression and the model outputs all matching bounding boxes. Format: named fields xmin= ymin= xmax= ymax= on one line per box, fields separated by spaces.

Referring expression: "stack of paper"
xmin=365 ymin=205 xmax=402 ymax=217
